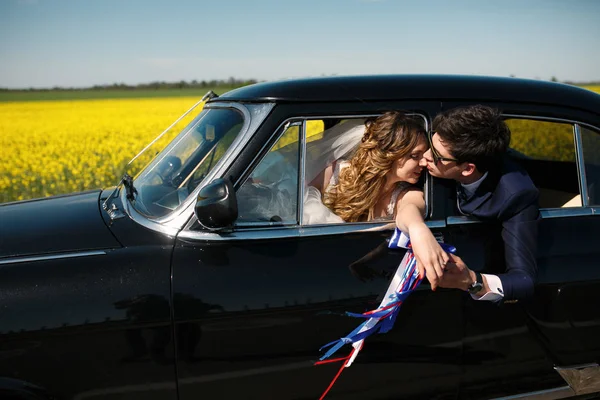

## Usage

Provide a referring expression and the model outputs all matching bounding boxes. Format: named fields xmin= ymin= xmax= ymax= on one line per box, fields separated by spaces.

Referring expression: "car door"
xmin=171 ymin=103 xmax=464 ymax=400
xmin=440 ymin=102 xmax=600 ymax=399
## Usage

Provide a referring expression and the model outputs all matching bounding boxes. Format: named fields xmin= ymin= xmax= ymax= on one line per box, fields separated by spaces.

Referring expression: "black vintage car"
xmin=1 ymin=75 xmax=600 ymax=400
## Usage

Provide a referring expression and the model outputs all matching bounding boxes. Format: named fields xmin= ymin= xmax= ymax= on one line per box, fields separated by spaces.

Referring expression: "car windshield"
xmin=131 ymin=106 xmax=245 ymax=218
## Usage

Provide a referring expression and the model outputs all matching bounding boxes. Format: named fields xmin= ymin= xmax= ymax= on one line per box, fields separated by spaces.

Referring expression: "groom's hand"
xmin=438 ymin=254 xmax=475 ymax=290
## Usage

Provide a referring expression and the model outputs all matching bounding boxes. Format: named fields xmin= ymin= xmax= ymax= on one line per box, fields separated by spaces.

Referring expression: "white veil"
xmin=303 ymin=119 xmax=366 ymax=225
xmin=304 ymin=119 xmax=366 ymax=185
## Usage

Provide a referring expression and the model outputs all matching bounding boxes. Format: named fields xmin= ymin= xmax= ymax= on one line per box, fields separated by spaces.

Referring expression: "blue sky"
xmin=1 ymin=0 xmax=599 ymax=88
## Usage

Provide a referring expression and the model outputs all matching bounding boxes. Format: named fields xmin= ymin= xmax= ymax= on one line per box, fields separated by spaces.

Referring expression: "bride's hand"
xmin=408 ymin=224 xmax=449 ymax=290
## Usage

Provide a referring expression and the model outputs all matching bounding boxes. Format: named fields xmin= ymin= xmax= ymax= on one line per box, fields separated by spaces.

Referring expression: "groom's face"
xmin=422 ymin=132 xmax=463 ymax=180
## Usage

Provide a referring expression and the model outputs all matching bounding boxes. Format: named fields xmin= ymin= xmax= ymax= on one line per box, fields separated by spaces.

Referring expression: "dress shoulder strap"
xmin=388 ymin=182 xmax=413 ymax=216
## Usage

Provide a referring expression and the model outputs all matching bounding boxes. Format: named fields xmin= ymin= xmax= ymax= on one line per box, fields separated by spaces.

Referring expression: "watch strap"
xmin=468 ymin=271 xmax=484 ymax=294
xmin=475 ymin=271 xmax=483 ymax=285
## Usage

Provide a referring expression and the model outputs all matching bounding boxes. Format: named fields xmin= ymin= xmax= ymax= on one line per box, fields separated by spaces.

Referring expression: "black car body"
xmin=1 ymin=75 xmax=600 ymax=400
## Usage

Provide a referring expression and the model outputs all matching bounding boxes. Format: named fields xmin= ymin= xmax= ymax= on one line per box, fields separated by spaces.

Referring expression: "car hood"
xmin=0 ymin=191 xmax=121 ymax=259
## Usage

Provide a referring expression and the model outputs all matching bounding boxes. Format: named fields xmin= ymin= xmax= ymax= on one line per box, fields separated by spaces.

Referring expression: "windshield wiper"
xmin=101 ymin=173 xmax=138 ymax=221
xmin=122 ymin=173 xmax=138 ymax=201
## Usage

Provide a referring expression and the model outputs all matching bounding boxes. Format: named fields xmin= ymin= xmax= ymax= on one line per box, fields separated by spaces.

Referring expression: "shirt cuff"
xmin=471 ymin=274 xmax=504 ymax=302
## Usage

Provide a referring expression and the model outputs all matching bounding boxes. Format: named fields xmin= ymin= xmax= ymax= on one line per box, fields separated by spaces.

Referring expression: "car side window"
xmin=505 ymin=118 xmax=580 ymax=209
xmin=580 ymin=126 xmax=600 ymax=206
xmin=234 ymin=113 xmax=429 ymax=228
xmin=235 ymin=122 xmax=300 ymax=226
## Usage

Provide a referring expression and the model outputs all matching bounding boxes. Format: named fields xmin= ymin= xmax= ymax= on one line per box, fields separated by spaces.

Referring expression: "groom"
xmin=422 ymin=105 xmax=539 ymax=302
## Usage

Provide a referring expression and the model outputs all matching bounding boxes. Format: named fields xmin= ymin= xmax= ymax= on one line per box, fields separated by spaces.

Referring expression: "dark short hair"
xmin=432 ymin=105 xmax=511 ymax=172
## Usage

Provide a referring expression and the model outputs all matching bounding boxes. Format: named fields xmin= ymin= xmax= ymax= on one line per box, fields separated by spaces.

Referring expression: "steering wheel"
xmin=153 ymin=156 xmax=182 ymax=186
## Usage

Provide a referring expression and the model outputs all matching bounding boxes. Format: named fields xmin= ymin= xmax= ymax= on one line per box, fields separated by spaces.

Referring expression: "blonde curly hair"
xmin=323 ymin=111 xmax=426 ymax=222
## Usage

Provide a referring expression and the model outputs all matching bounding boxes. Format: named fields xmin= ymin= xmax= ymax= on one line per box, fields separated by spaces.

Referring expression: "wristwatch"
xmin=468 ymin=271 xmax=484 ymax=294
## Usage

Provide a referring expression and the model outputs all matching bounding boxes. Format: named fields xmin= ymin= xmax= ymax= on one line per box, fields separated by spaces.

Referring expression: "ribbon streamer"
xmin=315 ymin=228 xmax=456 ymax=399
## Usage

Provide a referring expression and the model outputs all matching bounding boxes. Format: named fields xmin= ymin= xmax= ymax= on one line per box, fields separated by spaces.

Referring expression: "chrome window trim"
xmin=447 ymin=208 xmax=594 ymax=225
xmin=540 ymin=208 xmax=594 ymax=218
xmin=0 ymin=250 xmax=107 ymax=265
xmin=228 ymin=112 xmax=430 ymax=228
xmin=574 ymin=124 xmax=590 ymax=207
xmin=121 ymin=102 xmax=275 ymax=234
xmin=178 ymin=220 xmax=444 ymax=241
xmin=447 ymin=215 xmax=482 ymax=225
xmin=298 ymin=120 xmax=307 ymax=225
xmin=503 ymin=114 xmax=598 ymax=130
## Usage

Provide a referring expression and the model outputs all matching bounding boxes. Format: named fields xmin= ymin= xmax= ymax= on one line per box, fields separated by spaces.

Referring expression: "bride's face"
xmin=386 ymin=136 xmax=428 ymax=185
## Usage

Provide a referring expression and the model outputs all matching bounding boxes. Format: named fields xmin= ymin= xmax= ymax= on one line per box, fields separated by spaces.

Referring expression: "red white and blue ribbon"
xmin=315 ymin=228 xmax=456 ymax=399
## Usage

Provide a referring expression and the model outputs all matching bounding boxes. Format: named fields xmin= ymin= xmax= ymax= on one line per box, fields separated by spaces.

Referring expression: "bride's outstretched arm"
xmin=395 ymin=189 xmax=449 ymax=290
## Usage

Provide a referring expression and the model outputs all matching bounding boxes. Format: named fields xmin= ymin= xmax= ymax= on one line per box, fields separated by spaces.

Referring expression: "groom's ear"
xmin=460 ymin=162 xmax=477 ymax=177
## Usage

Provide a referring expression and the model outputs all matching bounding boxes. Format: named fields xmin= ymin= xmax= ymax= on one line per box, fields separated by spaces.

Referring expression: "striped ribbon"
xmin=315 ymin=228 xmax=456 ymax=399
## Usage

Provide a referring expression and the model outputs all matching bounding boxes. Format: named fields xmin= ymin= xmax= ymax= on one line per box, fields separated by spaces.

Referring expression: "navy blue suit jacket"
xmin=458 ymin=157 xmax=540 ymax=301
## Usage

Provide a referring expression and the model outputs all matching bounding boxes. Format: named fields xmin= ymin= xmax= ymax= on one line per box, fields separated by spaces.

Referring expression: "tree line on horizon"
xmin=0 ymin=77 xmax=260 ymax=92
xmin=1 ymin=76 xmax=599 ymax=92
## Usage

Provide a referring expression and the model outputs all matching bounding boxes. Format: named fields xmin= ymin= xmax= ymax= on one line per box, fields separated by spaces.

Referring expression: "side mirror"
xmin=194 ymin=178 xmax=238 ymax=231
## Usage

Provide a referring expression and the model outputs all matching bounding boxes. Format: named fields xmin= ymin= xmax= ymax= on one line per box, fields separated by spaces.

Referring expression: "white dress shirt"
xmin=459 ymin=173 xmax=505 ymax=302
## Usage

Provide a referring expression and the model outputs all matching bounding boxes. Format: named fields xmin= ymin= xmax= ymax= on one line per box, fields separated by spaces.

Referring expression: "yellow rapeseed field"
xmin=1 ymin=85 xmax=599 ymax=204
xmin=0 ymin=98 xmax=202 ymax=203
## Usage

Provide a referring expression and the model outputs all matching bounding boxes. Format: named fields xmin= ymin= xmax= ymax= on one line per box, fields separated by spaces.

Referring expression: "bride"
xmin=303 ymin=111 xmax=450 ymax=282
xmin=305 ymin=112 xmax=427 ymax=223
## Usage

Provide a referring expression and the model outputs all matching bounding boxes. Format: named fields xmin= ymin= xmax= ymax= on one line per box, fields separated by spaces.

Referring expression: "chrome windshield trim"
xmin=171 ymin=102 xmax=274 ymax=226
xmin=158 ymin=102 xmax=252 ymax=221
xmin=0 ymin=250 xmax=107 ymax=265
xmin=121 ymin=102 xmax=275 ymax=234
xmin=574 ymin=124 xmax=590 ymax=207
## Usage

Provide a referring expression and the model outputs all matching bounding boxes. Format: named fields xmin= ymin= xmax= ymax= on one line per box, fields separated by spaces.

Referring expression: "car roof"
xmin=217 ymin=74 xmax=600 ymax=114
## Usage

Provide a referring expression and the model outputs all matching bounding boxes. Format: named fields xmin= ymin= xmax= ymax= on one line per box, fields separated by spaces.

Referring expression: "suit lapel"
xmin=458 ymin=167 xmax=501 ymax=217
xmin=458 ymin=189 xmax=492 ymax=215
